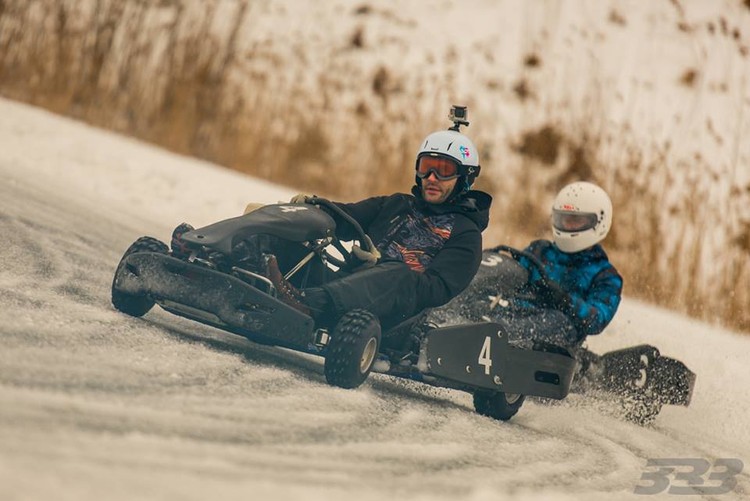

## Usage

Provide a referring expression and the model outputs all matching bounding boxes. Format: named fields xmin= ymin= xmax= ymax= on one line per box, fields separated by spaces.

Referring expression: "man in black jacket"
xmin=278 ymin=117 xmax=492 ymax=331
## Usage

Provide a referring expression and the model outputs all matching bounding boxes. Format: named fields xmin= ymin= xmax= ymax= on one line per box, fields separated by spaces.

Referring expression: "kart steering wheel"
xmin=489 ymin=244 xmax=552 ymax=286
xmin=307 ymin=197 xmax=376 ymax=272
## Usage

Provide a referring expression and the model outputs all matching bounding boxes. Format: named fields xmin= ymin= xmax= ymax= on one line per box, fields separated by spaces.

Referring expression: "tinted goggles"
xmin=552 ymin=210 xmax=598 ymax=232
xmin=416 ymin=155 xmax=461 ymax=181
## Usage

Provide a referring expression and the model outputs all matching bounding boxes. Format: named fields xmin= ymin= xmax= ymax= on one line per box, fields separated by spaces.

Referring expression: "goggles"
xmin=552 ymin=210 xmax=598 ymax=232
xmin=416 ymin=155 xmax=461 ymax=181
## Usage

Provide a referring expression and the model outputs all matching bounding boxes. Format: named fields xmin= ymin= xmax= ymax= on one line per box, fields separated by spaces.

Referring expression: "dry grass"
xmin=507 ymin=121 xmax=750 ymax=333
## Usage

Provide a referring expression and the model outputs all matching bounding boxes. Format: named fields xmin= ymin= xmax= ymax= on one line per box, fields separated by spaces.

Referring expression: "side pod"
xmin=423 ymin=322 xmax=577 ymax=400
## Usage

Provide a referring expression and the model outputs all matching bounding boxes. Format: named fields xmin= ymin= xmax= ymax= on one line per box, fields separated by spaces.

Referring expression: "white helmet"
xmin=415 ymin=129 xmax=481 ymax=197
xmin=551 ymin=182 xmax=613 ymax=253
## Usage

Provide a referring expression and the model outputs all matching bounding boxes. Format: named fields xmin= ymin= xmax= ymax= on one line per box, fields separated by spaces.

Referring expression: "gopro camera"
xmin=449 ymin=105 xmax=469 ymax=131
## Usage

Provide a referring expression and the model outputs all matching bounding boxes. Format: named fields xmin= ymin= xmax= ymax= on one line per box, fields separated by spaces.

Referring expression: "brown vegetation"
xmin=509 ymin=121 xmax=750 ymax=333
xmin=680 ymin=68 xmax=698 ymax=87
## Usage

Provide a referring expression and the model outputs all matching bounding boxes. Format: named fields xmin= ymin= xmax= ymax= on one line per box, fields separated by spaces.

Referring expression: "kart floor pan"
xmin=114 ymin=252 xmax=315 ymax=349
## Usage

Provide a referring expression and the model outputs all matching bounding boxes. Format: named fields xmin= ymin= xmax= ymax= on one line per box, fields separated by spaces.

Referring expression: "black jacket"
xmin=329 ymin=189 xmax=491 ymax=316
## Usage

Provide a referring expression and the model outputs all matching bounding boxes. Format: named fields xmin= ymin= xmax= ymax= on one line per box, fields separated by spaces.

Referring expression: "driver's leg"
xmin=312 ymin=261 xmax=418 ymax=330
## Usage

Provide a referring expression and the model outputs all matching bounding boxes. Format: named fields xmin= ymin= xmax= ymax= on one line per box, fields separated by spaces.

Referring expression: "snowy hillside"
xmin=1 ymin=98 xmax=749 ymax=501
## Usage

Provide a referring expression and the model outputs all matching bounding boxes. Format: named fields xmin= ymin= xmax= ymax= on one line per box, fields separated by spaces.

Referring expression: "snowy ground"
xmin=0 ymin=98 xmax=748 ymax=501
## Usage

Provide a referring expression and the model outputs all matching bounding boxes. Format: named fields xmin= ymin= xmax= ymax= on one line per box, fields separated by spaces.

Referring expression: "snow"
xmin=0 ymin=97 xmax=749 ymax=500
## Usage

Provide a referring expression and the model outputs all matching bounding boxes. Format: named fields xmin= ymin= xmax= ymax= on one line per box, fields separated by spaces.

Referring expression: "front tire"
xmin=111 ymin=236 xmax=168 ymax=317
xmin=324 ymin=309 xmax=381 ymax=389
xmin=473 ymin=390 xmax=526 ymax=421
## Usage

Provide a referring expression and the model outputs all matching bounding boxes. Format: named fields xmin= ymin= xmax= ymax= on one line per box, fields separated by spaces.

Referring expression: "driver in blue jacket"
xmin=473 ymin=182 xmax=623 ymax=350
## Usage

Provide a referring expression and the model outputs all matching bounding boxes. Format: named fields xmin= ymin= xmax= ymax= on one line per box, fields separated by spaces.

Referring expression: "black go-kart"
xmin=111 ymin=198 xmax=694 ymax=424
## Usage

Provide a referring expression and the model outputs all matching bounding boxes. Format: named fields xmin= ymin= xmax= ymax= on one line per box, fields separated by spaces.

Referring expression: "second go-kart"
xmin=427 ymin=244 xmax=696 ymax=424
xmin=111 ymin=198 xmax=579 ymax=421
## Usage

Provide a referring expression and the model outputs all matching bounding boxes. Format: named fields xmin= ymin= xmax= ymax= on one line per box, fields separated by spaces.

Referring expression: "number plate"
xmin=424 ymin=322 xmax=576 ymax=398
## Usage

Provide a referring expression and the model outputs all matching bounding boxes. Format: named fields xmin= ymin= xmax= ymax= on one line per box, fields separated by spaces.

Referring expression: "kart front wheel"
xmin=324 ymin=309 xmax=381 ymax=389
xmin=111 ymin=236 xmax=168 ymax=317
xmin=473 ymin=390 xmax=526 ymax=421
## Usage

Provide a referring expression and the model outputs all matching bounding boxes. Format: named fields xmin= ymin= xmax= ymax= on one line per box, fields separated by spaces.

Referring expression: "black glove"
xmin=530 ymin=277 xmax=573 ymax=312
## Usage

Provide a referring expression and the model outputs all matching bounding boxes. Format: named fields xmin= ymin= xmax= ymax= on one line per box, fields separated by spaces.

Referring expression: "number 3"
xmin=481 ymin=254 xmax=504 ymax=267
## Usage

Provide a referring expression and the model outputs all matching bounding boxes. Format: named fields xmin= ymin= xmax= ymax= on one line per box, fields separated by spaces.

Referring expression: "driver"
xmin=264 ymin=122 xmax=492 ymax=331
xmin=466 ymin=181 xmax=623 ymax=350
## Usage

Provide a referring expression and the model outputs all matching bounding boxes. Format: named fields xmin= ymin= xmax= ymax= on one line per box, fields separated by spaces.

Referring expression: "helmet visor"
xmin=416 ymin=155 xmax=460 ymax=181
xmin=553 ymin=210 xmax=598 ymax=232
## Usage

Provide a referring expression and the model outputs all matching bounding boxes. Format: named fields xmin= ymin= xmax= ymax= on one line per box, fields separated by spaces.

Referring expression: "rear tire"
xmin=473 ymin=390 xmax=526 ymax=421
xmin=111 ymin=236 xmax=168 ymax=317
xmin=324 ymin=309 xmax=381 ymax=389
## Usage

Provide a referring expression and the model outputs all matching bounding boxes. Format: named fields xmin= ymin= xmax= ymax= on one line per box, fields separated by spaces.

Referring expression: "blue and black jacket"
xmin=518 ymin=240 xmax=623 ymax=337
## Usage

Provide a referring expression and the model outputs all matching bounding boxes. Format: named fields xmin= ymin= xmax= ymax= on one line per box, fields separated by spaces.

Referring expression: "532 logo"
xmin=635 ymin=458 xmax=744 ymax=495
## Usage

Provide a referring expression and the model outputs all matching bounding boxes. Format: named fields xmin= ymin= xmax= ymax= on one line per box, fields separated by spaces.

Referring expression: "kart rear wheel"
xmin=324 ymin=309 xmax=381 ymax=389
xmin=111 ymin=236 xmax=168 ymax=317
xmin=473 ymin=390 xmax=526 ymax=421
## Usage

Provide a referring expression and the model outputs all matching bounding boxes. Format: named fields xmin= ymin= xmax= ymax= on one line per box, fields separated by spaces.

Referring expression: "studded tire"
xmin=324 ymin=309 xmax=381 ymax=389
xmin=111 ymin=236 xmax=168 ymax=317
xmin=473 ymin=390 xmax=526 ymax=421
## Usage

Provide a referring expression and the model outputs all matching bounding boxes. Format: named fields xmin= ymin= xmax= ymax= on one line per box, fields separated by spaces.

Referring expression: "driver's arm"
xmin=326 ymin=196 xmax=389 ymax=241
xmin=406 ymin=226 xmax=483 ymax=310
xmin=520 ymin=240 xmax=623 ymax=337
xmin=565 ymin=268 xmax=623 ymax=336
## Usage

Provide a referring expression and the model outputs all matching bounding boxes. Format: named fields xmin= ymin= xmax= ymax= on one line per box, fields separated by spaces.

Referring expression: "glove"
xmin=243 ymin=202 xmax=265 ymax=215
xmin=530 ymin=277 xmax=573 ymax=312
xmin=351 ymin=244 xmax=381 ymax=270
xmin=289 ymin=193 xmax=313 ymax=204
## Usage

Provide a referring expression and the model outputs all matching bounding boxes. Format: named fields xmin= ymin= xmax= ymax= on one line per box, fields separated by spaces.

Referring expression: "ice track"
xmin=0 ymin=99 xmax=748 ymax=501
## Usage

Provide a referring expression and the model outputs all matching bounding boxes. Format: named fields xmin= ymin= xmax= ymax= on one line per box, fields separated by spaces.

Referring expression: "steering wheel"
xmin=488 ymin=244 xmax=552 ymax=286
xmin=307 ymin=197 xmax=376 ymax=272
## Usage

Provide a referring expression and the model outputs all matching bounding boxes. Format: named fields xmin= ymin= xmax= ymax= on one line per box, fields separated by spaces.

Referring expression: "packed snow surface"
xmin=0 ymin=99 xmax=748 ymax=500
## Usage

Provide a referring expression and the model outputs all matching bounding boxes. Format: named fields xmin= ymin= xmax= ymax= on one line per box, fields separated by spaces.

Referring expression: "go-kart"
xmin=111 ymin=198 xmax=579 ymax=422
xmin=428 ymin=244 xmax=697 ymax=424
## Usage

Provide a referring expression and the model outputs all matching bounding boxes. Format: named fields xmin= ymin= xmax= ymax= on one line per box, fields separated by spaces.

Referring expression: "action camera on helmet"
xmin=449 ymin=105 xmax=469 ymax=131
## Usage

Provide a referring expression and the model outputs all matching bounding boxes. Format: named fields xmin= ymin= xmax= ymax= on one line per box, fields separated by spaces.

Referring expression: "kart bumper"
xmin=599 ymin=345 xmax=696 ymax=407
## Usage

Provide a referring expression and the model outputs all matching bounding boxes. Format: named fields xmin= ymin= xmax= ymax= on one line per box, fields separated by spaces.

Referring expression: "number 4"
xmin=478 ymin=336 xmax=492 ymax=375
